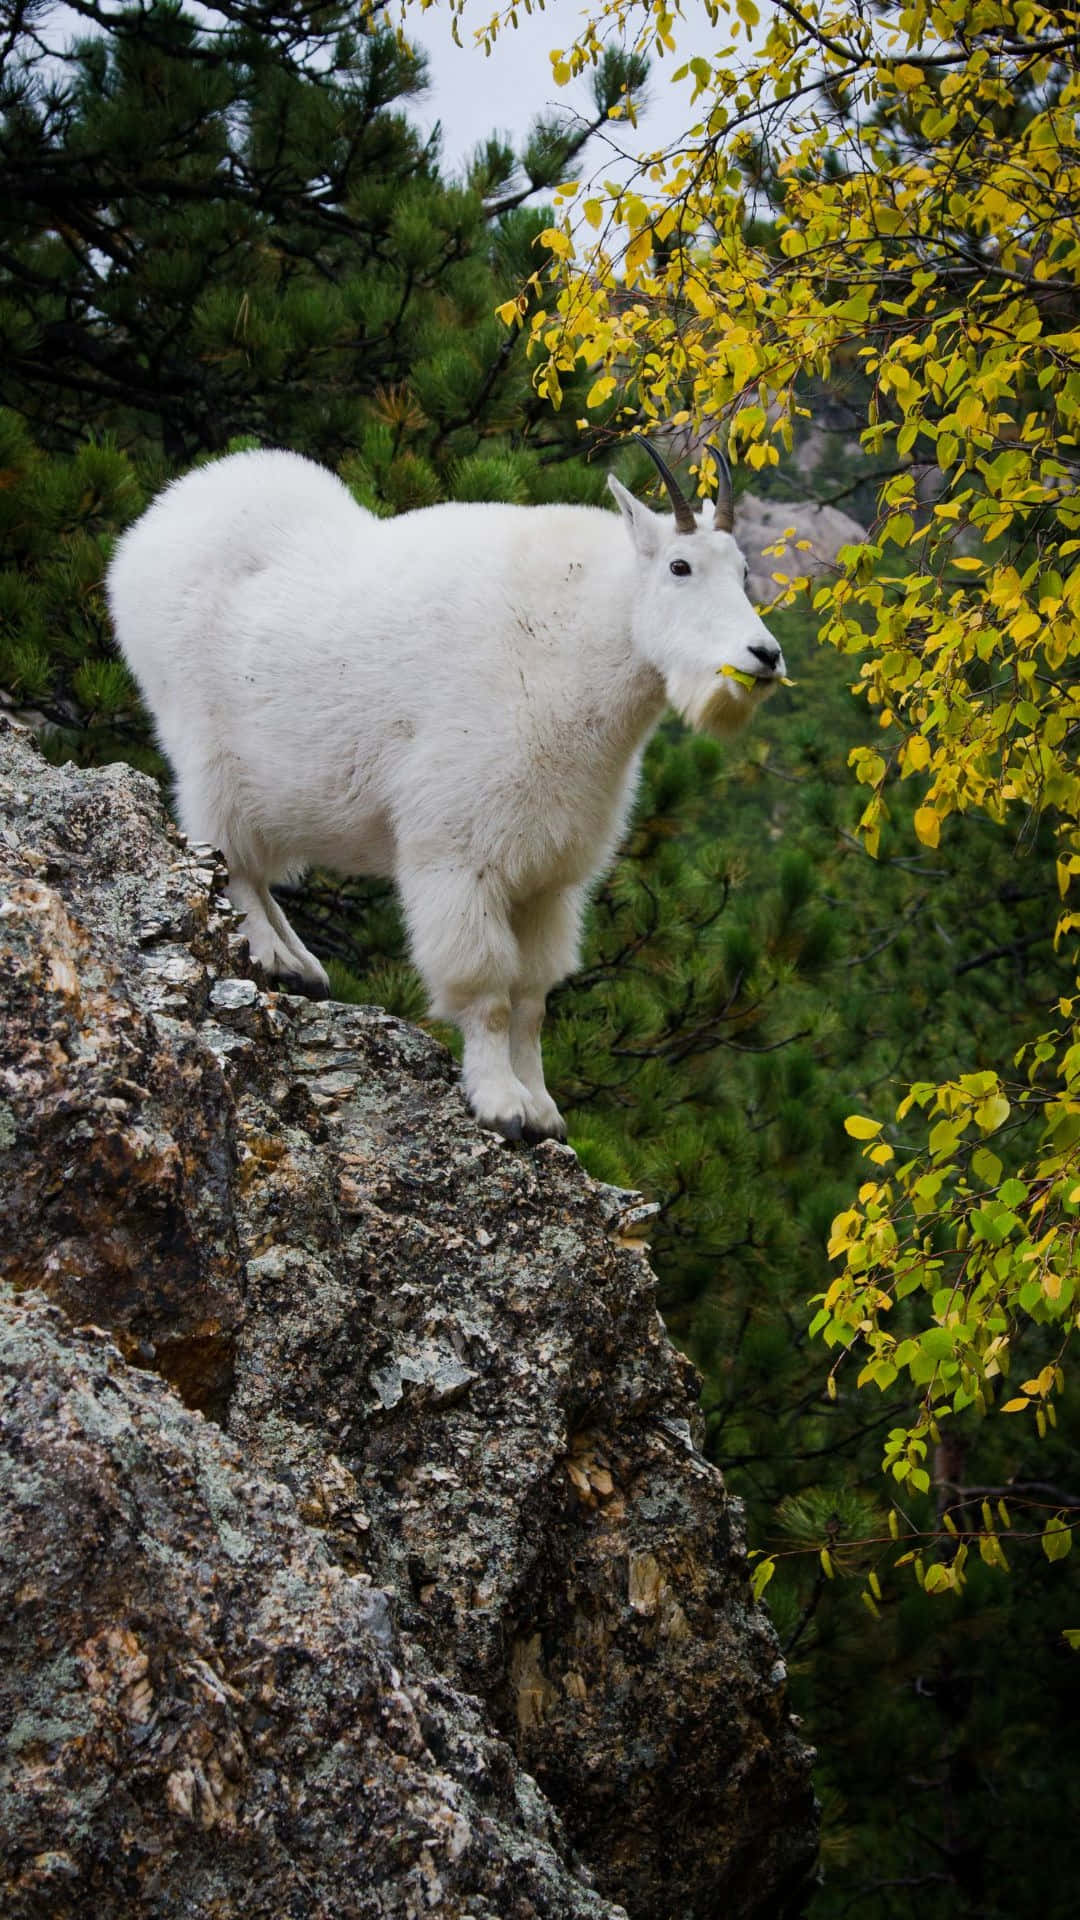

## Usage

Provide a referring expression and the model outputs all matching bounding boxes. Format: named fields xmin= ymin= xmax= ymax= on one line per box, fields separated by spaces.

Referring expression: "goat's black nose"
xmin=749 ymin=643 xmax=781 ymax=674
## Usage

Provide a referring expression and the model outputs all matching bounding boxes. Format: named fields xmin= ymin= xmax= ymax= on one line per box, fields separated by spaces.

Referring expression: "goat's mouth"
xmin=678 ymin=658 xmax=790 ymax=737
xmin=721 ymin=664 xmax=785 ymax=692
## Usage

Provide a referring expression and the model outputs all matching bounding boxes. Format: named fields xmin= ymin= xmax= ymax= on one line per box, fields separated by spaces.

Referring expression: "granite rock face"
xmin=0 ymin=719 xmax=818 ymax=1918
xmin=737 ymin=493 xmax=867 ymax=606
xmin=0 ymin=1297 xmax=625 ymax=1920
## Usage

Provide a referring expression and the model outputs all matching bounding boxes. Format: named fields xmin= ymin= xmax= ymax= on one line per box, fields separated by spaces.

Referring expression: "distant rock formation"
xmin=737 ymin=494 xmax=867 ymax=605
xmin=0 ymin=719 xmax=818 ymax=1919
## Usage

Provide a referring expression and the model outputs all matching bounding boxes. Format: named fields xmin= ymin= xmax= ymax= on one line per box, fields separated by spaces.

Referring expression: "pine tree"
xmin=0 ymin=1 xmax=644 ymax=739
xmin=0 ymin=410 xmax=145 ymax=761
xmin=0 ymin=3 xmax=645 ymax=471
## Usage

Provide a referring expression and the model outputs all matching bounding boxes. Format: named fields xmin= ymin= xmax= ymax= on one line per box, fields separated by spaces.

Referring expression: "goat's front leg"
xmin=457 ymin=993 xmax=534 ymax=1139
xmin=398 ymin=858 xmax=534 ymax=1139
xmin=508 ymin=995 xmax=566 ymax=1140
xmin=508 ymin=887 xmax=585 ymax=1143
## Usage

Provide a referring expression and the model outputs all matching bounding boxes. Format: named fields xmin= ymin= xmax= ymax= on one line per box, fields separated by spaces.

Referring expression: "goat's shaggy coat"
xmin=109 ymin=449 xmax=785 ymax=1139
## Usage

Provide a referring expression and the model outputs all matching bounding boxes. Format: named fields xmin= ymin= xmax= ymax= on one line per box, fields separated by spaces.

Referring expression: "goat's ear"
xmin=608 ymin=474 xmax=660 ymax=559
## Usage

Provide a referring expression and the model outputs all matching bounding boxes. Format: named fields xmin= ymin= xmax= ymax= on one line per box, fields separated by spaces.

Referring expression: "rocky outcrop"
xmin=738 ymin=494 xmax=867 ymax=606
xmin=0 ymin=719 xmax=818 ymax=1918
xmin=1 ymin=1297 xmax=626 ymax=1920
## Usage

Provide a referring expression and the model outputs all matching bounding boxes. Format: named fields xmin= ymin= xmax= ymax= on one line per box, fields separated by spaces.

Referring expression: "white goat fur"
xmin=108 ymin=448 xmax=785 ymax=1140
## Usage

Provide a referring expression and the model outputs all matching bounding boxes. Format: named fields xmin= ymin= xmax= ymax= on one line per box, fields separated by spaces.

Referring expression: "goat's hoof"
xmin=522 ymin=1120 xmax=568 ymax=1145
xmin=490 ymin=1114 xmax=525 ymax=1142
xmin=275 ymin=971 xmax=331 ymax=1002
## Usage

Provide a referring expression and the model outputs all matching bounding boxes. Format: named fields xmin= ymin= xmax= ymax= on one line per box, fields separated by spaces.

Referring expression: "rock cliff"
xmin=0 ymin=719 xmax=818 ymax=1918
xmin=738 ymin=493 xmax=867 ymax=606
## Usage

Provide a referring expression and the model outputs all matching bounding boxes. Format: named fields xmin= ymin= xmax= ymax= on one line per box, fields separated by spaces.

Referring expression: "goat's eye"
xmin=669 ymin=558 xmax=692 ymax=577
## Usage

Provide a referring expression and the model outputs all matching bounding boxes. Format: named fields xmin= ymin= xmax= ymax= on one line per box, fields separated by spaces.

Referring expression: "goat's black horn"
xmin=704 ymin=442 xmax=735 ymax=532
xmin=638 ymin=439 xmax=697 ymax=534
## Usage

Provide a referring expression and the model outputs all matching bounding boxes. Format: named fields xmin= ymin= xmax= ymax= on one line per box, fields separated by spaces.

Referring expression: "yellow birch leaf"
xmin=539 ymin=227 xmax=572 ymax=258
xmin=974 ymin=1093 xmax=1010 ymax=1132
xmin=624 ymin=229 xmax=653 ymax=275
xmin=914 ymin=807 xmax=941 ymax=847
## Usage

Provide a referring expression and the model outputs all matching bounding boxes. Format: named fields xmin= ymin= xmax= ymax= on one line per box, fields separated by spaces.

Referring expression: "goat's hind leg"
xmin=228 ymin=873 xmax=331 ymax=1000
xmin=174 ymin=761 xmax=330 ymax=999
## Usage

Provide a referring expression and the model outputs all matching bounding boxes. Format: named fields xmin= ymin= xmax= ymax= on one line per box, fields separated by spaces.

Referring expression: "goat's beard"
xmin=667 ymin=666 xmax=767 ymax=740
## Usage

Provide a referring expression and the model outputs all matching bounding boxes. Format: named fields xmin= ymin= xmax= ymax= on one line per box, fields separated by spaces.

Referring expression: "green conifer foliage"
xmin=0 ymin=410 xmax=146 ymax=760
xmin=0 ymin=1 xmax=638 ymax=468
xmin=0 ymin=2 xmax=644 ymax=744
xmin=2 ymin=7 xmax=435 ymax=454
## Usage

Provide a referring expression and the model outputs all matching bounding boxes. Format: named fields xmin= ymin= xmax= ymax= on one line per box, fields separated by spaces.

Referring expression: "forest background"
xmin=2 ymin=0 xmax=1079 ymax=1913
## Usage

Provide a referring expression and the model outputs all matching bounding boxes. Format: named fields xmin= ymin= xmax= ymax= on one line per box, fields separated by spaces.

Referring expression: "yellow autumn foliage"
xmin=406 ymin=0 xmax=1080 ymax=1547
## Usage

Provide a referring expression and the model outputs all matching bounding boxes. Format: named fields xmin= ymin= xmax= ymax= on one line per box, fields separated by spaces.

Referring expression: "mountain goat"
xmin=108 ymin=443 xmax=786 ymax=1142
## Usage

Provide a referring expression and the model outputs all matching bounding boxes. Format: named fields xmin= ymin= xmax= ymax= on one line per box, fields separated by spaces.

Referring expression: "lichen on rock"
xmin=0 ymin=719 xmax=817 ymax=1917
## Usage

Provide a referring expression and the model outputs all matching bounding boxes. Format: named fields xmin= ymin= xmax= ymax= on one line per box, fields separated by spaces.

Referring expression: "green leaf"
xmin=919 ymin=1327 xmax=954 ymax=1361
xmin=1043 ymin=1515 xmax=1073 ymax=1563
xmin=750 ymin=1556 xmax=776 ymax=1601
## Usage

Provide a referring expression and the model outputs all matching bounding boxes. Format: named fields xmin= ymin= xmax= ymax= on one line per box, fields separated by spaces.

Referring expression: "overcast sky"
xmin=45 ymin=0 xmax=726 ymax=196
xmin=407 ymin=0 xmax=725 ymax=190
